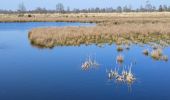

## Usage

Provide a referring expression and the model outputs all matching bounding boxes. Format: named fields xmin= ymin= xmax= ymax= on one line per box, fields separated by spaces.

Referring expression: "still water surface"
xmin=0 ymin=22 xmax=170 ymax=100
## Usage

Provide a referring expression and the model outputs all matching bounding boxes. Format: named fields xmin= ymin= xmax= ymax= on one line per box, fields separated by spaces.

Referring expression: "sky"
xmin=0 ymin=0 xmax=170 ymax=10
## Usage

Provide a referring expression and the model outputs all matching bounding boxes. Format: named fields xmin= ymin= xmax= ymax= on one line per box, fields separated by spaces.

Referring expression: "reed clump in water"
xmin=107 ymin=63 xmax=136 ymax=84
xmin=81 ymin=56 xmax=99 ymax=71
xmin=143 ymin=49 xmax=149 ymax=56
xmin=142 ymin=47 xmax=169 ymax=61
xmin=150 ymin=48 xmax=169 ymax=61
xmin=151 ymin=49 xmax=163 ymax=60
xmin=116 ymin=55 xmax=124 ymax=63
xmin=117 ymin=46 xmax=123 ymax=52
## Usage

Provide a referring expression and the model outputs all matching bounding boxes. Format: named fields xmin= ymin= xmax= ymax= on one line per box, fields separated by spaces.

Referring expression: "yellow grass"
xmin=116 ymin=55 xmax=124 ymax=63
xmin=28 ymin=23 xmax=170 ymax=48
xmin=117 ymin=46 xmax=123 ymax=52
xmin=151 ymin=49 xmax=163 ymax=60
xmin=1 ymin=12 xmax=170 ymax=23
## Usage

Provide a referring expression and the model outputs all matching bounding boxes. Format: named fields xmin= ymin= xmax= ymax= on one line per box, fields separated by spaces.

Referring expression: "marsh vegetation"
xmin=29 ymin=23 xmax=170 ymax=48
xmin=116 ymin=55 xmax=124 ymax=63
xmin=107 ymin=66 xmax=136 ymax=85
xmin=27 ymin=13 xmax=170 ymax=48
xmin=81 ymin=56 xmax=99 ymax=71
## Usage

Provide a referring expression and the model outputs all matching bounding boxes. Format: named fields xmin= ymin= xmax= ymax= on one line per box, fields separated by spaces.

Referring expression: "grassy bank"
xmin=29 ymin=23 xmax=170 ymax=48
xmin=12 ymin=12 xmax=169 ymax=48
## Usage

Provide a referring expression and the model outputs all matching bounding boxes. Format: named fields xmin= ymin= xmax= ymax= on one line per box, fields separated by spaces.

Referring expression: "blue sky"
xmin=0 ymin=0 xmax=170 ymax=10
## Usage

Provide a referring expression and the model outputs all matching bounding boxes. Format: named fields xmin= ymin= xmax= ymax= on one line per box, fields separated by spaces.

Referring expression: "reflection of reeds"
xmin=108 ymin=68 xmax=118 ymax=79
xmin=161 ymin=55 xmax=168 ymax=61
xmin=125 ymin=44 xmax=130 ymax=50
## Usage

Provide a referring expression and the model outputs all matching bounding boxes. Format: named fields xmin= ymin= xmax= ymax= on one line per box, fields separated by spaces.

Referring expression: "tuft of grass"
xmin=81 ymin=57 xmax=99 ymax=71
xmin=151 ymin=49 xmax=162 ymax=60
xmin=107 ymin=63 xmax=136 ymax=85
xmin=143 ymin=49 xmax=149 ymax=56
xmin=116 ymin=55 xmax=124 ymax=63
xmin=117 ymin=46 xmax=123 ymax=52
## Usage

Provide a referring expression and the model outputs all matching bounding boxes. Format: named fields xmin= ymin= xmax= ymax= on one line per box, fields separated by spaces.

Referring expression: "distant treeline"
xmin=0 ymin=2 xmax=170 ymax=14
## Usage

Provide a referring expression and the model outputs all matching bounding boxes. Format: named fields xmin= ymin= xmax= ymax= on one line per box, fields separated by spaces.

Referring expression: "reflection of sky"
xmin=0 ymin=0 xmax=170 ymax=10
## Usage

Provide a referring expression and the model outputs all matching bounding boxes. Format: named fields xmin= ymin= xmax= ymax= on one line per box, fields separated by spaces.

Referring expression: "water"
xmin=0 ymin=22 xmax=170 ymax=100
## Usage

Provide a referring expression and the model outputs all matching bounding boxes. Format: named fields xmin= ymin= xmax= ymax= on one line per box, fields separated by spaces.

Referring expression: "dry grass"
xmin=81 ymin=56 xmax=99 ymax=71
xmin=28 ymin=23 xmax=170 ymax=48
xmin=143 ymin=49 xmax=149 ymax=56
xmin=116 ymin=55 xmax=124 ymax=63
xmin=117 ymin=46 xmax=123 ymax=52
xmin=107 ymin=63 xmax=135 ymax=84
xmin=1 ymin=12 xmax=170 ymax=24
xmin=151 ymin=49 xmax=163 ymax=60
xmin=148 ymin=48 xmax=169 ymax=61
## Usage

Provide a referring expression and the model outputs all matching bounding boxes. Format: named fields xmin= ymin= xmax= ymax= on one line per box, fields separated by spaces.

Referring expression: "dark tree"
xmin=117 ymin=6 xmax=122 ymax=13
xmin=163 ymin=5 xmax=168 ymax=11
xmin=56 ymin=3 xmax=65 ymax=13
xmin=18 ymin=2 xmax=26 ymax=13
xmin=34 ymin=7 xmax=47 ymax=13
xmin=159 ymin=5 xmax=163 ymax=12
xmin=66 ymin=6 xmax=70 ymax=13
xmin=145 ymin=1 xmax=153 ymax=12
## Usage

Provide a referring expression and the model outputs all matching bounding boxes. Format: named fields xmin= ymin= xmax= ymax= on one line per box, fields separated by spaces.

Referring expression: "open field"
xmin=1 ymin=12 xmax=170 ymax=24
xmin=26 ymin=12 xmax=170 ymax=48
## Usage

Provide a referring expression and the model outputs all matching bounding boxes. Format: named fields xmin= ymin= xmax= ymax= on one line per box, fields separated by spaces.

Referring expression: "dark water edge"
xmin=0 ymin=22 xmax=170 ymax=100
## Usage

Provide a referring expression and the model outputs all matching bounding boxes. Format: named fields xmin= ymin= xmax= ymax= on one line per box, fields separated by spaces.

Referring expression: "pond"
xmin=0 ymin=22 xmax=170 ymax=100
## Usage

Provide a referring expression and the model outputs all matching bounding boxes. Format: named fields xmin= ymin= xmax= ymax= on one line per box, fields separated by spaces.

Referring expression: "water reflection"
xmin=0 ymin=43 xmax=9 ymax=50
xmin=30 ymin=37 xmax=169 ymax=62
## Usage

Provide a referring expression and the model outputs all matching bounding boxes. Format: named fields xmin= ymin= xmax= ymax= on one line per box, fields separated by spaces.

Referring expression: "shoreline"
xmin=28 ymin=23 xmax=170 ymax=48
xmin=1 ymin=12 xmax=169 ymax=48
